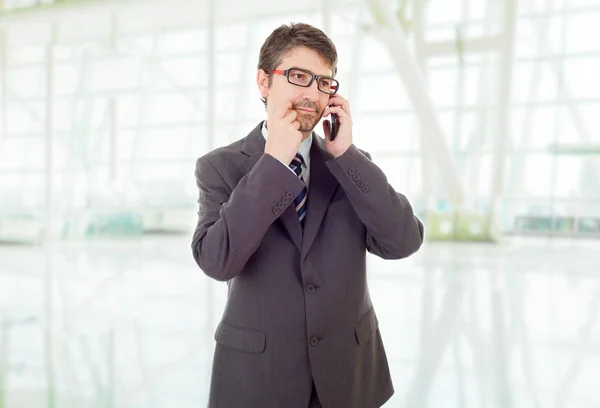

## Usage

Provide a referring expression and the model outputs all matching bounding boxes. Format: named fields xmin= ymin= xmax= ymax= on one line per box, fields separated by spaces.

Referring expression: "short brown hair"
xmin=258 ymin=23 xmax=338 ymax=108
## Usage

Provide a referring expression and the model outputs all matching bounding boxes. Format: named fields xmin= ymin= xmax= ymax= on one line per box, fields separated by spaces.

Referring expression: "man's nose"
xmin=300 ymin=79 xmax=320 ymax=100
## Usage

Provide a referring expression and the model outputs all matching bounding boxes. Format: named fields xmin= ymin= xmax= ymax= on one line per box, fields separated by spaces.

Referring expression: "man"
xmin=191 ymin=23 xmax=423 ymax=408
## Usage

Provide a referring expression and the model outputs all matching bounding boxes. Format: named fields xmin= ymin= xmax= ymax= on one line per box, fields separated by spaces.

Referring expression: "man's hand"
xmin=322 ymin=94 xmax=353 ymax=158
xmin=264 ymin=101 xmax=303 ymax=165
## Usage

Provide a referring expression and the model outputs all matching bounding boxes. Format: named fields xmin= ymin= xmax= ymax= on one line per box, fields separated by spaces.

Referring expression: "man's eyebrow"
xmin=292 ymin=66 xmax=334 ymax=77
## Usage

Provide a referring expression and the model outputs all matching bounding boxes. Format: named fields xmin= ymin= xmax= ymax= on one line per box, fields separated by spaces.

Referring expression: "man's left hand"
xmin=322 ymin=94 xmax=353 ymax=159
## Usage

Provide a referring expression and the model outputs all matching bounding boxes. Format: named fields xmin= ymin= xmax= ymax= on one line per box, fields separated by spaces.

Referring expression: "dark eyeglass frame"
xmin=270 ymin=67 xmax=339 ymax=95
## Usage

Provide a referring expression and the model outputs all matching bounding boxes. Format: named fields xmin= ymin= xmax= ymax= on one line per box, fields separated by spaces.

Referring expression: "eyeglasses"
xmin=270 ymin=67 xmax=339 ymax=95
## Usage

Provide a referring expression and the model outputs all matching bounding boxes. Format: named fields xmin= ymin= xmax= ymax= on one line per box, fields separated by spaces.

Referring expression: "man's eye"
xmin=294 ymin=73 xmax=306 ymax=80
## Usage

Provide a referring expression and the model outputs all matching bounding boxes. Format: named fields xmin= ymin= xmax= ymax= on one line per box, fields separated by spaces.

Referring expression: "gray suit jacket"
xmin=191 ymin=122 xmax=424 ymax=408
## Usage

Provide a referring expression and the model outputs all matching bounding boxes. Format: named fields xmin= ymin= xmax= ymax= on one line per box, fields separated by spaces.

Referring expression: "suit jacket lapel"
xmin=240 ymin=121 xmax=303 ymax=252
xmin=301 ymin=135 xmax=339 ymax=259
xmin=240 ymin=121 xmax=265 ymax=171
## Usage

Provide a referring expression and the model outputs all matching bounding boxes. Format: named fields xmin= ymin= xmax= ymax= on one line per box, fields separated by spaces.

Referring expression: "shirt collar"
xmin=262 ymin=120 xmax=312 ymax=164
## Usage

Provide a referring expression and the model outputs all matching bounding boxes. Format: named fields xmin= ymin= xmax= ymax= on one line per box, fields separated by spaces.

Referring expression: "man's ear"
xmin=256 ymin=69 xmax=270 ymax=99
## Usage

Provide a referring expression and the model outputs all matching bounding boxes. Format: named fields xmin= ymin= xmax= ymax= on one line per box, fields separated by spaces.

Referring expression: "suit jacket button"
xmin=286 ymin=191 xmax=294 ymax=199
xmin=306 ymin=284 xmax=316 ymax=293
xmin=282 ymin=196 xmax=291 ymax=204
xmin=348 ymin=168 xmax=356 ymax=176
xmin=273 ymin=207 xmax=281 ymax=215
xmin=310 ymin=336 xmax=319 ymax=346
xmin=352 ymin=174 xmax=360 ymax=181
xmin=357 ymin=180 xmax=365 ymax=187
xmin=277 ymin=202 xmax=286 ymax=209
xmin=361 ymin=185 xmax=370 ymax=193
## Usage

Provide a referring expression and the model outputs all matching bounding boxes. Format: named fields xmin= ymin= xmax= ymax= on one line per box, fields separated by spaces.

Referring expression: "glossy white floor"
xmin=1 ymin=235 xmax=599 ymax=408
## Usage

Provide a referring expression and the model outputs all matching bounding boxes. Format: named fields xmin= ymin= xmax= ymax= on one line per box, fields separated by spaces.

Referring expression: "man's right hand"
xmin=264 ymin=101 xmax=303 ymax=165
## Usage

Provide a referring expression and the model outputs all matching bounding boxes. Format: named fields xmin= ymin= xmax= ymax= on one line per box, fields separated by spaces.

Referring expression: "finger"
xmin=283 ymin=109 xmax=297 ymax=123
xmin=270 ymin=101 xmax=289 ymax=120
xmin=322 ymin=105 xmax=347 ymax=118
xmin=279 ymin=101 xmax=293 ymax=119
xmin=266 ymin=98 xmax=278 ymax=118
xmin=327 ymin=100 xmax=350 ymax=115
xmin=327 ymin=94 xmax=347 ymax=104
xmin=328 ymin=94 xmax=350 ymax=107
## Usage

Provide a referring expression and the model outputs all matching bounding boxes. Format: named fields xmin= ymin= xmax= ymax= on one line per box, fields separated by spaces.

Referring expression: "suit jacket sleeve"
xmin=191 ymin=153 xmax=305 ymax=281
xmin=325 ymin=144 xmax=424 ymax=259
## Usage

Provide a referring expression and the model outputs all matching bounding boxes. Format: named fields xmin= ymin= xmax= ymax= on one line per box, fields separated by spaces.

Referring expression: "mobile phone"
xmin=329 ymin=113 xmax=339 ymax=141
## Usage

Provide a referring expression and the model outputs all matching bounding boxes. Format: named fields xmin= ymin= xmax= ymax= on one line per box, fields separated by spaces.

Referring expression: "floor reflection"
xmin=1 ymin=236 xmax=599 ymax=407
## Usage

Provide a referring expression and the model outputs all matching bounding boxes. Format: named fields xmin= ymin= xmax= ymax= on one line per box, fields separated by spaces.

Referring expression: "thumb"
xmin=323 ymin=119 xmax=331 ymax=141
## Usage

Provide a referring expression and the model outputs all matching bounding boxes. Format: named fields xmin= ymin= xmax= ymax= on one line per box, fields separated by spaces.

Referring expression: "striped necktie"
xmin=289 ymin=153 xmax=308 ymax=228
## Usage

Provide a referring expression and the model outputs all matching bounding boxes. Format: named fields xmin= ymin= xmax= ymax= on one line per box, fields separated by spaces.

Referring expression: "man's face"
xmin=258 ymin=47 xmax=333 ymax=133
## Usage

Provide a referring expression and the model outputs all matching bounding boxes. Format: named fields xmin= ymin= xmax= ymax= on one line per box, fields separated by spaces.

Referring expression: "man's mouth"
xmin=296 ymin=108 xmax=316 ymax=113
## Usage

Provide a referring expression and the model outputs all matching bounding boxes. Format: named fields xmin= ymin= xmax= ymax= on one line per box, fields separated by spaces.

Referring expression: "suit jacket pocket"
xmin=214 ymin=321 xmax=266 ymax=354
xmin=354 ymin=307 xmax=379 ymax=345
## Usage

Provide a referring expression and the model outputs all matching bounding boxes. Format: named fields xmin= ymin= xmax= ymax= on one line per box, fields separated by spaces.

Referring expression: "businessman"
xmin=191 ymin=23 xmax=424 ymax=408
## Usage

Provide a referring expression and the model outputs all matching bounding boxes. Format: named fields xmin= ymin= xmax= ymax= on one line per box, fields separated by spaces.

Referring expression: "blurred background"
xmin=0 ymin=0 xmax=599 ymax=406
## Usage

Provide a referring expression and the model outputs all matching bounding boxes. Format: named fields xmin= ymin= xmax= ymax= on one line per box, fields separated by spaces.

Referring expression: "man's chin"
xmin=296 ymin=111 xmax=321 ymax=133
xmin=298 ymin=120 xmax=321 ymax=133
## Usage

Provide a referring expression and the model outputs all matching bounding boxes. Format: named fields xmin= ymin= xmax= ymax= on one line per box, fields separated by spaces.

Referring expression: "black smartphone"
xmin=329 ymin=113 xmax=339 ymax=141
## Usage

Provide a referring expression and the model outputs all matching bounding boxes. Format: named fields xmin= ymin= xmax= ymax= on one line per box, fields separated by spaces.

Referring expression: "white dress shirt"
xmin=262 ymin=120 xmax=312 ymax=188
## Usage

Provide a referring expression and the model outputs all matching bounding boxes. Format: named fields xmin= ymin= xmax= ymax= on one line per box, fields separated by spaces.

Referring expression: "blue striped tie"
xmin=289 ymin=153 xmax=308 ymax=228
